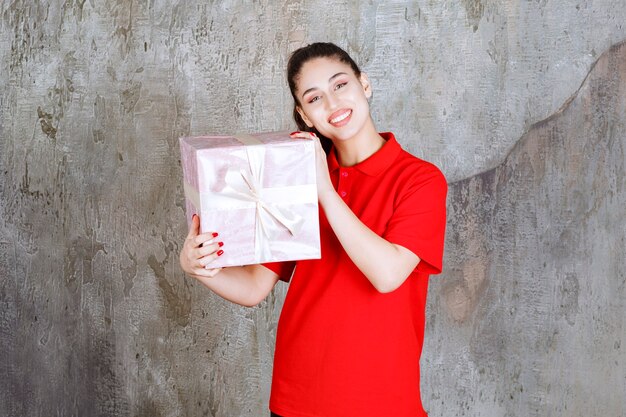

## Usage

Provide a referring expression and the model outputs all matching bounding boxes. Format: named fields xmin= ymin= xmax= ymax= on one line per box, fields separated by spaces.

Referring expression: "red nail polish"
xmin=309 ymin=132 xmax=315 ymax=137
xmin=218 ymin=242 xmax=224 ymax=247
xmin=217 ymin=250 xmax=224 ymax=256
xmin=290 ymin=131 xmax=299 ymax=135
xmin=212 ymin=232 xmax=219 ymax=237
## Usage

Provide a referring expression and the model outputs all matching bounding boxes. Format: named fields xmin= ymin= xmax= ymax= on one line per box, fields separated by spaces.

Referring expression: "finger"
xmin=186 ymin=214 xmax=200 ymax=239
xmin=197 ymin=241 xmax=224 ymax=257
xmin=192 ymin=267 xmax=223 ymax=278
xmin=206 ymin=268 xmax=222 ymax=277
xmin=193 ymin=243 xmax=219 ymax=261
xmin=197 ymin=249 xmax=224 ymax=267
xmin=193 ymin=231 xmax=219 ymax=247
xmin=290 ymin=131 xmax=316 ymax=140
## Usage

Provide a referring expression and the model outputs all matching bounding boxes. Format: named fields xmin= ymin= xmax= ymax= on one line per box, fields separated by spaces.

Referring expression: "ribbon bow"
xmin=221 ymin=142 xmax=305 ymax=260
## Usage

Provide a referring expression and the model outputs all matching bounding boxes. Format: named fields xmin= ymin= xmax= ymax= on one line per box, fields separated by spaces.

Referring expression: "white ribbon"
xmin=184 ymin=133 xmax=316 ymax=261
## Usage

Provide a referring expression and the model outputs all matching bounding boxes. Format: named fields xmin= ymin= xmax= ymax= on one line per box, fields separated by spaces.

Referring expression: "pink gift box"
xmin=179 ymin=131 xmax=321 ymax=268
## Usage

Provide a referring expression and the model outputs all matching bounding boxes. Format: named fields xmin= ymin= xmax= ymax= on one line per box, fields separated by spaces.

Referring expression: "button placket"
xmin=338 ymin=169 xmax=350 ymax=199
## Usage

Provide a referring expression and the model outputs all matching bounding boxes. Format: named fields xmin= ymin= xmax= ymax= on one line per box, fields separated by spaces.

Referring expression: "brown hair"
xmin=287 ymin=42 xmax=362 ymax=154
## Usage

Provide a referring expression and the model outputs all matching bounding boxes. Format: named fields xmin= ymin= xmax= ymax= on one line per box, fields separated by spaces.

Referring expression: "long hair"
xmin=287 ymin=42 xmax=362 ymax=154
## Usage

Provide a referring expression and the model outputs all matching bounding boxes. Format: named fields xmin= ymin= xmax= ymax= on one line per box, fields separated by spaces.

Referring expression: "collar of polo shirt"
xmin=327 ymin=132 xmax=402 ymax=176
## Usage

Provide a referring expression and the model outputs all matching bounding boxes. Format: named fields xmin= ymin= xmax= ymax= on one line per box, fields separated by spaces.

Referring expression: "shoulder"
xmin=391 ymin=148 xmax=447 ymax=192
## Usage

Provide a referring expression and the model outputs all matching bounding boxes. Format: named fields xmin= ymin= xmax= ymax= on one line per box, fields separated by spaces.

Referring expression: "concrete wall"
xmin=1 ymin=1 xmax=624 ymax=416
xmin=422 ymin=42 xmax=626 ymax=417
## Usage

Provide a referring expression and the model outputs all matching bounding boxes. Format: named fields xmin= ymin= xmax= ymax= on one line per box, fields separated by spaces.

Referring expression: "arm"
xmin=180 ymin=215 xmax=281 ymax=307
xmin=295 ymin=132 xmax=420 ymax=293
xmin=319 ymin=188 xmax=419 ymax=293
xmin=192 ymin=264 xmax=280 ymax=307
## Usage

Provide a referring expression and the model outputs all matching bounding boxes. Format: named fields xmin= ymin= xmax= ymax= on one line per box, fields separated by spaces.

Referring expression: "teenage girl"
xmin=180 ymin=42 xmax=447 ymax=417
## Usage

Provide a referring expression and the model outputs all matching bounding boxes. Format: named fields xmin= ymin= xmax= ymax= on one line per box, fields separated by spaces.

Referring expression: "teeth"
xmin=330 ymin=110 xmax=351 ymax=124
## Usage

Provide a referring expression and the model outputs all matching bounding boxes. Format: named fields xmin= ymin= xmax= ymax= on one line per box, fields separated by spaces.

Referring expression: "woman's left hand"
xmin=290 ymin=131 xmax=334 ymax=197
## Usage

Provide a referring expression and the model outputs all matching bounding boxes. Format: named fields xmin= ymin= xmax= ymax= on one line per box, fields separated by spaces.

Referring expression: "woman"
xmin=180 ymin=42 xmax=447 ymax=417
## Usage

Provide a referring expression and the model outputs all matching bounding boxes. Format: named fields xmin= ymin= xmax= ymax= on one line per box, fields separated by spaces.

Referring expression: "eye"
xmin=335 ymin=82 xmax=348 ymax=90
xmin=308 ymin=95 xmax=321 ymax=104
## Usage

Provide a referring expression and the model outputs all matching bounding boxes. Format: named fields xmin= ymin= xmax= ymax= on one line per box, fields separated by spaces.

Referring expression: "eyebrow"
xmin=301 ymin=72 xmax=348 ymax=100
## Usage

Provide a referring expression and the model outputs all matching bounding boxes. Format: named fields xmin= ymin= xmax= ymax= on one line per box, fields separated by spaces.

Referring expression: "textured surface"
xmin=1 ymin=1 xmax=625 ymax=416
xmin=422 ymin=41 xmax=626 ymax=417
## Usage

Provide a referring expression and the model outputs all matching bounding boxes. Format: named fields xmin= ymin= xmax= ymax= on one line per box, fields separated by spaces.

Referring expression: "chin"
xmin=330 ymin=124 xmax=366 ymax=142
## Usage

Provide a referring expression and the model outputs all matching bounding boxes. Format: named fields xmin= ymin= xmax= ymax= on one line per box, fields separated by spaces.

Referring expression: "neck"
xmin=333 ymin=122 xmax=385 ymax=166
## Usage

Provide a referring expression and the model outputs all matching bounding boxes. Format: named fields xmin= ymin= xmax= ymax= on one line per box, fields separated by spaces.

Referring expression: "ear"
xmin=296 ymin=106 xmax=314 ymax=128
xmin=359 ymin=73 xmax=373 ymax=99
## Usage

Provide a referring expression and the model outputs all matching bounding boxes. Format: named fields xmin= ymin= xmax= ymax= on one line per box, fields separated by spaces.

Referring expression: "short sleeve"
xmin=262 ymin=261 xmax=296 ymax=282
xmin=383 ymin=166 xmax=447 ymax=275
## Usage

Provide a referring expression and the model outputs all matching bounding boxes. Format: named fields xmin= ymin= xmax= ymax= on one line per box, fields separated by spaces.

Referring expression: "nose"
xmin=325 ymin=92 xmax=339 ymax=111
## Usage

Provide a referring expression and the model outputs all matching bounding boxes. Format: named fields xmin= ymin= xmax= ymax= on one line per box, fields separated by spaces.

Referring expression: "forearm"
xmin=188 ymin=265 xmax=279 ymax=307
xmin=319 ymin=189 xmax=419 ymax=293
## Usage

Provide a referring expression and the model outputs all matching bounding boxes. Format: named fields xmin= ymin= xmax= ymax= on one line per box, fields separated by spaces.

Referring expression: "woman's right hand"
xmin=179 ymin=214 xmax=224 ymax=278
xmin=289 ymin=131 xmax=334 ymax=196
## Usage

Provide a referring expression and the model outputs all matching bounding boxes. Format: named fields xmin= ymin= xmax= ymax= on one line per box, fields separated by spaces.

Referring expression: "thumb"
xmin=186 ymin=214 xmax=200 ymax=239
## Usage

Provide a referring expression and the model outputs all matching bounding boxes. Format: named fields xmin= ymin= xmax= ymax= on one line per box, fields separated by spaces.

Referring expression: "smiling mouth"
xmin=329 ymin=109 xmax=352 ymax=125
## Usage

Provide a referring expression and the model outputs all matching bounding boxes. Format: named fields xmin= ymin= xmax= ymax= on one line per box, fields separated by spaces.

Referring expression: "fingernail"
xmin=217 ymin=250 xmax=224 ymax=256
xmin=212 ymin=232 xmax=219 ymax=237
xmin=218 ymin=242 xmax=224 ymax=247
xmin=289 ymin=131 xmax=299 ymax=136
xmin=309 ymin=132 xmax=315 ymax=137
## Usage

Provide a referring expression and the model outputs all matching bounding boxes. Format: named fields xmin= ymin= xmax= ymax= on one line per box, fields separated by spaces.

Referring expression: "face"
xmin=295 ymin=57 xmax=372 ymax=142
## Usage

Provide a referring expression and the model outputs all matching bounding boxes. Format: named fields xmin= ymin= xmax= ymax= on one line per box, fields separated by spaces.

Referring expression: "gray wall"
xmin=1 ymin=1 xmax=624 ymax=416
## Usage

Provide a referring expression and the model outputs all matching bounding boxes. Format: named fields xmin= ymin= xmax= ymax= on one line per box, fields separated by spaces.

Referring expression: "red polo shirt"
xmin=264 ymin=132 xmax=447 ymax=417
